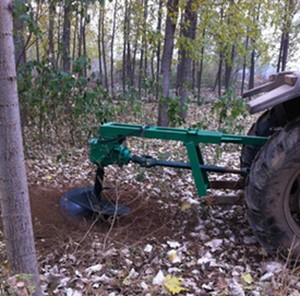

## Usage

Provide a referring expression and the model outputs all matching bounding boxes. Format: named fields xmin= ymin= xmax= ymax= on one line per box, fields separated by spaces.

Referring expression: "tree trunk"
xmin=122 ymin=0 xmax=133 ymax=94
xmin=249 ymin=48 xmax=255 ymax=89
xmin=35 ymin=0 xmax=41 ymax=62
xmin=13 ymin=4 xmax=26 ymax=68
xmin=241 ymin=35 xmax=249 ymax=94
xmin=213 ymin=53 xmax=223 ymax=97
xmin=213 ymin=7 xmax=224 ymax=97
xmin=197 ymin=28 xmax=205 ymax=103
xmin=48 ymin=1 xmax=55 ymax=65
xmin=132 ymin=39 xmax=138 ymax=87
xmin=78 ymin=0 xmax=83 ymax=58
xmin=175 ymin=0 xmax=198 ymax=119
xmin=83 ymin=6 xmax=87 ymax=76
xmin=72 ymin=5 xmax=78 ymax=66
xmin=0 ymin=1 xmax=42 ymax=295
xmin=122 ymin=0 xmax=129 ymax=94
xmin=110 ymin=0 xmax=118 ymax=97
xmin=143 ymin=0 xmax=148 ymax=96
xmin=101 ymin=6 xmax=108 ymax=90
xmin=126 ymin=2 xmax=133 ymax=89
xmin=277 ymin=33 xmax=284 ymax=72
xmin=277 ymin=0 xmax=295 ymax=72
xmin=138 ymin=0 xmax=148 ymax=99
xmin=281 ymin=32 xmax=289 ymax=71
xmin=249 ymin=1 xmax=261 ymax=90
xmin=155 ymin=0 xmax=163 ymax=101
xmin=62 ymin=0 xmax=71 ymax=72
xmin=157 ymin=0 xmax=179 ymax=126
xmin=97 ymin=4 xmax=103 ymax=84
xmin=192 ymin=61 xmax=196 ymax=90
xmin=56 ymin=4 xmax=62 ymax=68
xmin=224 ymin=45 xmax=235 ymax=91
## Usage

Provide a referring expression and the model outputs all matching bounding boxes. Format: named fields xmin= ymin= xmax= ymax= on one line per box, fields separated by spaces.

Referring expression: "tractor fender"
xmin=242 ymin=71 xmax=300 ymax=114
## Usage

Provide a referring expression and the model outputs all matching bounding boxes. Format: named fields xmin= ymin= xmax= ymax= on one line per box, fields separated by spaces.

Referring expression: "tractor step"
xmin=205 ymin=191 xmax=244 ymax=205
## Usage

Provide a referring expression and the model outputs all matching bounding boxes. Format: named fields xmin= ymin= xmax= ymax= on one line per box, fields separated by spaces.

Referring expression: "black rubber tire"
xmin=245 ymin=119 xmax=300 ymax=257
xmin=241 ymin=109 xmax=284 ymax=169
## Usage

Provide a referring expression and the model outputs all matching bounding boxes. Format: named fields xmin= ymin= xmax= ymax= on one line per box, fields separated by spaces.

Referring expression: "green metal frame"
xmin=89 ymin=123 xmax=268 ymax=197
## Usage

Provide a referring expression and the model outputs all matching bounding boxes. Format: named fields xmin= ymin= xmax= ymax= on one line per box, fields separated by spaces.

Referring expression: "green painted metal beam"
xmin=98 ymin=123 xmax=267 ymax=146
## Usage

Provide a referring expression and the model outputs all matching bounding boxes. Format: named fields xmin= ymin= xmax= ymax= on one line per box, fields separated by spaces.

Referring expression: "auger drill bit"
xmin=60 ymin=167 xmax=130 ymax=221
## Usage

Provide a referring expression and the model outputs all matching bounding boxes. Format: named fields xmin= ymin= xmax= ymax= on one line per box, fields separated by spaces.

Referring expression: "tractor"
xmin=60 ymin=71 xmax=300 ymax=258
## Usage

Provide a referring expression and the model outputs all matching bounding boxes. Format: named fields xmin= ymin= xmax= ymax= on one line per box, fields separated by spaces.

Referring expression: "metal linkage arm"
xmin=89 ymin=123 xmax=267 ymax=197
xmin=131 ymin=155 xmax=247 ymax=175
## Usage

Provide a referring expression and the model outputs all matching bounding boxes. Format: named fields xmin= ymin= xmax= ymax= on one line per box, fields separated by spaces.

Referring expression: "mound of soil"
xmin=29 ymin=184 xmax=198 ymax=256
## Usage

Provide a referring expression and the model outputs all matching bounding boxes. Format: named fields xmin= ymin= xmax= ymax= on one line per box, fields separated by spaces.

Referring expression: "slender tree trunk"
xmin=155 ymin=0 xmax=163 ymax=101
xmin=157 ymin=0 xmax=179 ymax=126
xmin=197 ymin=28 xmax=205 ymax=103
xmin=277 ymin=0 xmax=295 ymax=72
xmin=241 ymin=35 xmax=249 ymax=94
xmin=122 ymin=0 xmax=128 ymax=94
xmin=35 ymin=0 xmax=40 ymax=62
xmin=277 ymin=33 xmax=284 ymax=72
xmin=56 ymin=4 xmax=62 ymax=68
xmin=281 ymin=32 xmax=289 ymax=71
xmin=0 ymin=2 xmax=42 ymax=295
xmin=62 ymin=0 xmax=71 ymax=72
xmin=13 ymin=5 xmax=26 ymax=68
xmin=224 ymin=45 xmax=235 ymax=91
xmin=249 ymin=49 xmax=255 ymax=89
xmin=72 ymin=5 xmax=78 ymax=65
xmin=132 ymin=38 xmax=138 ymax=88
xmin=48 ymin=1 xmax=55 ymax=65
xmin=249 ymin=1 xmax=261 ymax=89
xmin=78 ymin=0 xmax=83 ymax=58
xmin=101 ymin=6 xmax=108 ymax=89
xmin=97 ymin=5 xmax=103 ymax=84
xmin=192 ymin=61 xmax=196 ymax=90
xmin=83 ymin=6 xmax=87 ymax=76
xmin=143 ymin=0 xmax=148 ymax=97
xmin=213 ymin=7 xmax=224 ymax=97
xmin=126 ymin=2 xmax=133 ymax=89
xmin=110 ymin=0 xmax=118 ymax=97
xmin=138 ymin=0 xmax=149 ymax=99
xmin=151 ymin=55 xmax=155 ymax=81
xmin=127 ymin=36 xmax=132 ymax=88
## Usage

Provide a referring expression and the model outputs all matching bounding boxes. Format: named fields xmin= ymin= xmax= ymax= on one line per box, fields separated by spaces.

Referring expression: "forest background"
xmin=14 ymin=0 xmax=300 ymax=147
xmin=3 ymin=1 xmax=300 ymax=293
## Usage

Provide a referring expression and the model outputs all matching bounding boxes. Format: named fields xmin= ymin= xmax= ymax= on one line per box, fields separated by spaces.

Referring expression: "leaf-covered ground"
xmin=1 ymin=99 xmax=300 ymax=295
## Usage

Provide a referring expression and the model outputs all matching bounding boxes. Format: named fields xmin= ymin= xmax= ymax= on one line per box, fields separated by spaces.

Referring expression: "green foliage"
xmin=160 ymin=96 xmax=188 ymax=127
xmin=213 ymin=87 xmax=248 ymax=133
xmin=18 ymin=58 xmax=114 ymax=146
xmin=13 ymin=0 xmax=41 ymax=36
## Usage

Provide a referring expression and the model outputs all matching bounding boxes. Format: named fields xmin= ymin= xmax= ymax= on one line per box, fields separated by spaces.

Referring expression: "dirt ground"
xmin=30 ymin=183 xmax=198 ymax=258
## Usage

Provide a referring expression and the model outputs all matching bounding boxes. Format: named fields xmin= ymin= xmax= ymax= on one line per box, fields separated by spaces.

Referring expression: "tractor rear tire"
xmin=241 ymin=109 xmax=285 ymax=169
xmin=245 ymin=119 xmax=300 ymax=257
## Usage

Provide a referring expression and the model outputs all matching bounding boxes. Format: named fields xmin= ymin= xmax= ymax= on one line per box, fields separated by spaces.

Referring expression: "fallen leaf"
xmin=163 ymin=274 xmax=188 ymax=295
xmin=181 ymin=202 xmax=191 ymax=211
xmin=241 ymin=273 xmax=253 ymax=284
